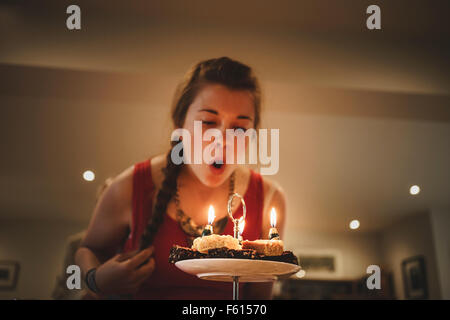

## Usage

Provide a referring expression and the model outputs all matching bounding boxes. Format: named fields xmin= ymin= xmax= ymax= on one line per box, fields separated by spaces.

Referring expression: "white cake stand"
xmin=176 ymin=193 xmax=301 ymax=300
xmin=175 ymin=258 xmax=301 ymax=299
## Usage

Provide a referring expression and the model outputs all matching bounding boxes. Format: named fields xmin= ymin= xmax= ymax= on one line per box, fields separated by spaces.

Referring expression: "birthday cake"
xmin=242 ymin=239 xmax=284 ymax=256
xmin=192 ymin=234 xmax=242 ymax=253
xmin=168 ymin=235 xmax=298 ymax=265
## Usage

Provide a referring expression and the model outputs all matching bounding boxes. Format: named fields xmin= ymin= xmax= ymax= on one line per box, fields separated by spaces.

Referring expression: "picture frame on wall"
xmin=402 ymin=255 xmax=428 ymax=300
xmin=293 ymin=249 xmax=343 ymax=280
xmin=0 ymin=261 xmax=20 ymax=291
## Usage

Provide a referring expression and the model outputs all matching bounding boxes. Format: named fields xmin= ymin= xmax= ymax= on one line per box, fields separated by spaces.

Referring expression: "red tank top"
xmin=121 ymin=159 xmax=265 ymax=299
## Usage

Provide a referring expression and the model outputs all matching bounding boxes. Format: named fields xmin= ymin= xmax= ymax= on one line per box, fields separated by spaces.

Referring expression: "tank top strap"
xmin=123 ymin=159 xmax=154 ymax=252
xmin=247 ymin=170 xmax=264 ymax=237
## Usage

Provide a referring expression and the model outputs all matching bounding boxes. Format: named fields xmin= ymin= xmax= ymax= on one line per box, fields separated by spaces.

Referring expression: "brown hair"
xmin=140 ymin=57 xmax=261 ymax=249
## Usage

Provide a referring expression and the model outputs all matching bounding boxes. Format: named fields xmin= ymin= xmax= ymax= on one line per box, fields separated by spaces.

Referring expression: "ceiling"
xmin=0 ymin=1 xmax=449 ymax=232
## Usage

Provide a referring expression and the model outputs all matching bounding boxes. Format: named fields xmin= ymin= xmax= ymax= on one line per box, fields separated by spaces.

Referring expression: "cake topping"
xmin=242 ymin=239 xmax=284 ymax=256
xmin=192 ymin=234 xmax=242 ymax=253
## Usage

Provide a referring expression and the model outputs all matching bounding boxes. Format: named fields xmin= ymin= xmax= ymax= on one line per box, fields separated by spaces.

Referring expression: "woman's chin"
xmin=187 ymin=164 xmax=233 ymax=188
xmin=202 ymin=175 xmax=227 ymax=188
xmin=202 ymin=169 xmax=232 ymax=188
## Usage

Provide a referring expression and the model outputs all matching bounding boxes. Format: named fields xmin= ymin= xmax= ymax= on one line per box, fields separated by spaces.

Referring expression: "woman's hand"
xmin=95 ymin=247 xmax=155 ymax=295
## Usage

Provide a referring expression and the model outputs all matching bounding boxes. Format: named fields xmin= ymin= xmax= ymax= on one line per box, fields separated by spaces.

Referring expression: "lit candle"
xmin=202 ymin=205 xmax=215 ymax=236
xmin=238 ymin=218 xmax=245 ymax=242
xmin=269 ymin=207 xmax=280 ymax=240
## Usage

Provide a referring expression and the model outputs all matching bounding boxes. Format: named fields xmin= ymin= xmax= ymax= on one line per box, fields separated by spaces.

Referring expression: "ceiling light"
xmin=83 ymin=170 xmax=95 ymax=182
xmin=410 ymin=185 xmax=420 ymax=195
xmin=349 ymin=219 xmax=360 ymax=230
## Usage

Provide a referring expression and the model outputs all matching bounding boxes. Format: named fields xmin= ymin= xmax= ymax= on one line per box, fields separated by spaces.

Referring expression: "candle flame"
xmin=208 ymin=205 xmax=215 ymax=225
xmin=238 ymin=218 xmax=245 ymax=236
xmin=270 ymin=207 xmax=277 ymax=228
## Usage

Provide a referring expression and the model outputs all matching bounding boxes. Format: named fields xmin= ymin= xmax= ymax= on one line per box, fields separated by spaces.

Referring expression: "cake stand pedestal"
xmin=175 ymin=258 xmax=301 ymax=300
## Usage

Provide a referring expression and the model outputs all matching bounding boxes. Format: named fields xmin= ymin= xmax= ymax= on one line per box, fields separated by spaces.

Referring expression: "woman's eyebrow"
xmin=198 ymin=108 xmax=218 ymax=115
xmin=199 ymin=108 xmax=252 ymax=120
xmin=237 ymin=115 xmax=253 ymax=120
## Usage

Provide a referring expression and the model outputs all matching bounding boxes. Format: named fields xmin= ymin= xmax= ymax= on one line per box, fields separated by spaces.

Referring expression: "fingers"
xmin=126 ymin=247 xmax=154 ymax=269
xmin=115 ymin=250 xmax=138 ymax=262
xmin=122 ymin=258 xmax=155 ymax=295
xmin=133 ymin=258 xmax=156 ymax=283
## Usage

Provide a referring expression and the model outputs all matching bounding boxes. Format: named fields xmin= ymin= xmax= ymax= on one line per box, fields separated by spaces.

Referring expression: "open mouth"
xmin=210 ymin=161 xmax=226 ymax=173
xmin=212 ymin=162 xmax=223 ymax=169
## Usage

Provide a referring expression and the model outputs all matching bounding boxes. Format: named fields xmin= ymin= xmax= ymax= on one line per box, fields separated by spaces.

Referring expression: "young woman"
xmin=75 ymin=57 xmax=286 ymax=299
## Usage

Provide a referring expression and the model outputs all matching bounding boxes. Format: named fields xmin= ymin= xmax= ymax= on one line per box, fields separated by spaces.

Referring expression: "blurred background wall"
xmin=0 ymin=0 xmax=449 ymax=299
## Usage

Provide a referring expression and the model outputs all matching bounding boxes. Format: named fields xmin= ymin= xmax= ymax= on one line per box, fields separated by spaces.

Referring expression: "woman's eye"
xmin=202 ymin=121 xmax=216 ymax=125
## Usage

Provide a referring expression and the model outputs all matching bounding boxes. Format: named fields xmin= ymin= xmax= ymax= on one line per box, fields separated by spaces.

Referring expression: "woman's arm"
xmin=75 ymin=166 xmax=156 ymax=296
xmin=75 ymin=166 xmax=133 ymax=275
xmin=243 ymin=181 xmax=287 ymax=300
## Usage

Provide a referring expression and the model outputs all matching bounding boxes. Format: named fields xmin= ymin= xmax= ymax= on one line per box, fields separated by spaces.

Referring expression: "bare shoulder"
xmin=80 ymin=164 xmax=135 ymax=251
xmin=261 ymin=175 xmax=286 ymax=204
xmin=106 ymin=165 xmax=134 ymax=204
xmin=92 ymin=163 xmax=137 ymax=224
xmin=105 ymin=153 xmax=167 ymax=204
xmin=150 ymin=153 xmax=167 ymax=190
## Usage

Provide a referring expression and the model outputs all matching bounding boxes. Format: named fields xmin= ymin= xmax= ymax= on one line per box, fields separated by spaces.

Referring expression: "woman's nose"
xmin=216 ymin=122 xmax=227 ymax=133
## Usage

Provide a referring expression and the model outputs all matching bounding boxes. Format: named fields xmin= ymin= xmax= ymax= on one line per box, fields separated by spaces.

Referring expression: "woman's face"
xmin=182 ymin=84 xmax=256 ymax=188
